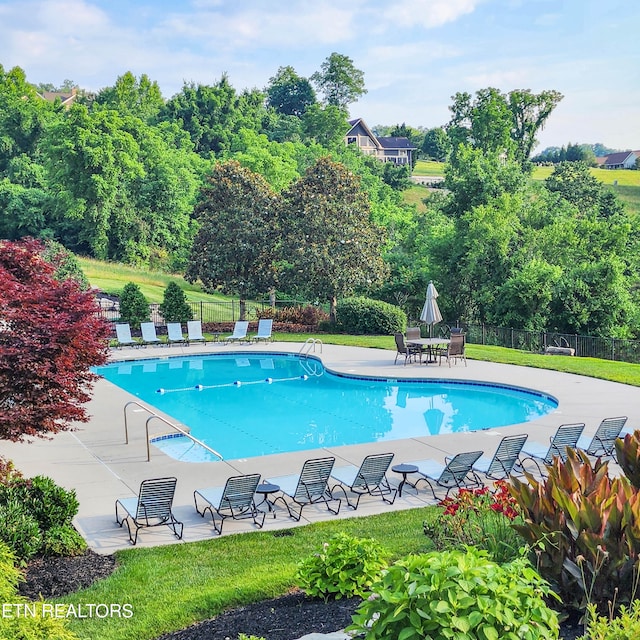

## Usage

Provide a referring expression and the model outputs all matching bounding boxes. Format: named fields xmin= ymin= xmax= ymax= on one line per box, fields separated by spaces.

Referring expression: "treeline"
xmin=0 ymin=58 xmax=409 ymax=271
xmin=1 ymin=63 xmax=639 ymax=338
xmin=531 ymin=142 xmax=624 ymax=166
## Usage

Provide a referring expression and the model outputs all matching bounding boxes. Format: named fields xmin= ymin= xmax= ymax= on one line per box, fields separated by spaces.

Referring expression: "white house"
xmin=602 ymin=150 xmax=638 ymax=170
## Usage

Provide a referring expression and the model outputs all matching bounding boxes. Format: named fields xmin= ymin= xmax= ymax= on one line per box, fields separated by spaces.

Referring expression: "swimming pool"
xmin=95 ymin=353 xmax=558 ymax=462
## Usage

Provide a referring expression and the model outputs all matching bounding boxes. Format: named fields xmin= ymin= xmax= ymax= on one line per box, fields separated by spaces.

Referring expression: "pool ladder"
xmin=299 ymin=337 xmax=323 ymax=358
xmin=123 ymin=401 xmax=224 ymax=462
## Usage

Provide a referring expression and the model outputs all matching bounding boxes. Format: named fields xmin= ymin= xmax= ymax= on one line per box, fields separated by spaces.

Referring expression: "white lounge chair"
xmin=140 ymin=322 xmax=162 ymax=346
xmin=187 ymin=320 xmax=206 ymax=344
xmin=224 ymin=321 xmax=249 ymax=344
xmin=252 ymin=319 xmax=273 ymax=343
xmin=115 ymin=323 xmax=140 ymax=348
xmin=166 ymin=322 xmax=187 ymax=345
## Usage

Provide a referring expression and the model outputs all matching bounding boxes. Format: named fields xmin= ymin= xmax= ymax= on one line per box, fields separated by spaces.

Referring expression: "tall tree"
xmin=94 ymin=71 xmax=165 ymax=123
xmin=266 ymin=66 xmax=316 ymax=117
xmin=0 ymin=239 xmax=110 ymax=441
xmin=421 ymin=127 xmax=451 ymax=161
xmin=508 ymin=89 xmax=563 ymax=165
xmin=160 ymin=76 xmax=269 ymax=156
xmin=185 ymin=161 xmax=279 ymax=320
xmin=311 ymin=53 xmax=367 ymax=109
xmin=447 ymin=87 xmax=562 ymax=168
xmin=278 ymin=156 xmax=388 ymax=320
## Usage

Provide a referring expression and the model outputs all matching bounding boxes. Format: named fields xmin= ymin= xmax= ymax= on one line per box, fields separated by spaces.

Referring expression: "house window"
xmin=347 ymin=137 xmax=356 ymax=144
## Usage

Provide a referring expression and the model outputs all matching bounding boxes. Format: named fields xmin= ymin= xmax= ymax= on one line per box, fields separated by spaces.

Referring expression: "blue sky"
xmin=0 ymin=0 xmax=638 ymax=152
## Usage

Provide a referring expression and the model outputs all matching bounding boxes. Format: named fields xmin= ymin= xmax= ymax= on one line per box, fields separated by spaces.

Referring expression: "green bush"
xmin=0 ymin=499 xmax=42 ymax=562
xmin=349 ymin=548 xmax=560 ymax=640
xmin=42 ymin=525 xmax=87 ymax=557
xmin=0 ymin=540 xmax=79 ymax=640
xmin=0 ymin=475 xmax=82 ymax=561
xmin=335 ymin=297 xmax=406 ymax=335
xmin=119 ymin=281 xmax=149 ymax=328
xmin=6 ymin=476 xmax=79 ymax=530
xmin=296 ymin=532 xmax=390 ymax=601
xmin=580 ymin=600 xmax=640 ymax=639
xmin=159 ymin=281 xmax=193 ymax=323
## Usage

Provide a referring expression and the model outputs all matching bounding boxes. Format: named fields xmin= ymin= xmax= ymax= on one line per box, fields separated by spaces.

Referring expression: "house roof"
xmin=377 ymin=136 xmax=417 ymax=150
xmin=346 ymin=118 xmax=382 ymax=149
xmin=37 ymin=88 xmax=78 ymax=108
xmin=604 ymin=151 xmax=635 ymax=165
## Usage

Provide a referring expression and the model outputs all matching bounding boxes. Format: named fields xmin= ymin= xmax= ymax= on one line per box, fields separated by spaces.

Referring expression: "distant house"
xmin=602 ymin=150 xmax=638 ymax=170
xmin=37 ymin=88 xmax=78 ymax=109
xmin=345 ymin=118 xmax=416 ymax=165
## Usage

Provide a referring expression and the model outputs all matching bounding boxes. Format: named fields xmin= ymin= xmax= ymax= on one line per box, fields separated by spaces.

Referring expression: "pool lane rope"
xmin=157 ymin=374 xmax=309 ymax=394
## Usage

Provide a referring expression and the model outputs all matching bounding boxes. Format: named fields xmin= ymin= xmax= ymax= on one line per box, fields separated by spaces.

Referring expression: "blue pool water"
xmin=94 ymin=353 xmax=558 ymax=462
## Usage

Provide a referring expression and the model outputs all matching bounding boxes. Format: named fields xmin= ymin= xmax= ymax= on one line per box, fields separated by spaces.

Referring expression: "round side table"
xmin=391 ymin=464 xmax=418 ymax=497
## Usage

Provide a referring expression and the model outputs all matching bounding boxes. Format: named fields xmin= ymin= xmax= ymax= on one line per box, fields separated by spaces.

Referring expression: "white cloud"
xmin=382 ymin=0 xmax=480 ymax=29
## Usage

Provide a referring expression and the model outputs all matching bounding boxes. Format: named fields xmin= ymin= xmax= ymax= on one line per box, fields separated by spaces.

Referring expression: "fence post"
xmin=511 ymin=328 xmax=514 ymax=350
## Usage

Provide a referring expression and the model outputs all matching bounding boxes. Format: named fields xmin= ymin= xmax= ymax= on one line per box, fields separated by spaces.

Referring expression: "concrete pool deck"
xmin=2 ymin=340 xmax=639 ymax=554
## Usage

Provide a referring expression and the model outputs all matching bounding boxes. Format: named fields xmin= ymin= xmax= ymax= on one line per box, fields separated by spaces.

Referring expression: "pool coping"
xmin=3 ymin=340 xmax=639 ymax=553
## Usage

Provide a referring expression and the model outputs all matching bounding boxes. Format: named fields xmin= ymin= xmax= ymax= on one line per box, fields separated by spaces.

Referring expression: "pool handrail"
xmin=299 ymin=337 xmax=323 ymax=357
xmin=123 ymin=400 xmax=224 ymax=462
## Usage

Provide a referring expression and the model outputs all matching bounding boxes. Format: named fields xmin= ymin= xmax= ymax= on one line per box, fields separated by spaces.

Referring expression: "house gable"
xmin=345 ymin=118 xmax=416 ymax=165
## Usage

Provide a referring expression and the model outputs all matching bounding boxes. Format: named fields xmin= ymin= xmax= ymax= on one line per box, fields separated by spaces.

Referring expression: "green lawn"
xmin=64 ymin=509 xmax=433 ymax=640
xmin=412 ymin=160 xmax=446 ymax=176
xmin=79 ymin=257 xmax=228 ymax=304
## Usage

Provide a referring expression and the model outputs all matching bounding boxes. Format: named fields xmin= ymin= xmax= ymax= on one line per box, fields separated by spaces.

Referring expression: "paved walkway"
xmin=3 ymin=341 xmax=639 ymax=554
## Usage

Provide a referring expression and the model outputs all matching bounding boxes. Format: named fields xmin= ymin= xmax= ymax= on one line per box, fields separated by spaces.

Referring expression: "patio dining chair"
xmin=194 ymin=473 xmax=265 ymax=535
xmin=394 ymin=332 xmax=420 ymax=365
xmin=439 ymin=332 xmax=467 ymax=367
xmin=267 ymin=457 xmax=341 ymax=521
xmin=577 ymin=416 xmax=628 ymax=459
xmin=115 ymin=477 xmax=183 ymax=545
xmin=330 ymin=452 xmax=397 ymax=510
xmin=518 ymin=423 xmax=585 ymax=475
xmin=404 ymin=450 xmax=484 ymax=500
xmin=473 ymin=434 xmax=528 ymax=480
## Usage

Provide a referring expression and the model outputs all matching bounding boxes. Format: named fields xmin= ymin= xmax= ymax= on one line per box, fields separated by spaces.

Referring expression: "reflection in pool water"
xmin=95 ymin=354 xmax=558 ymax=461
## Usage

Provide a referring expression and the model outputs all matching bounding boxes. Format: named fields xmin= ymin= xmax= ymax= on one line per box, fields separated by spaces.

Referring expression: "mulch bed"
xmin=18 ymin=551 xmax=584 ymax=640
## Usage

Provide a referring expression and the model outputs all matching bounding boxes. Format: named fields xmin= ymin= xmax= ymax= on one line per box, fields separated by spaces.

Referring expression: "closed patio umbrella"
xmin=420 ymin=281 xmax=443 ymax=337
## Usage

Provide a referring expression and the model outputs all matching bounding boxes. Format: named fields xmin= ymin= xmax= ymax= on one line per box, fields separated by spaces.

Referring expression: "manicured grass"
xmin=412 ymin=160 xmax=445 ymax=176
xmin=78 ymin=257 xmax=227 ymax=304
xmin=531 ymin=165 xmax=640 ymax=186
xmin=63 ymin=509 xmax=433 ymax=640
xmin=277 ymin=333 xmax=640 ymax=387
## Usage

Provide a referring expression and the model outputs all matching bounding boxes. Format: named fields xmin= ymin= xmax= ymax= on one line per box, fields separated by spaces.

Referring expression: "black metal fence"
xmin=97 ymin=299 xmax=312 ymax=325
xmin=458 ymin=323 xmax=640 ymax=364
xmin=97 ymin=296 xmax=640 ymax=364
